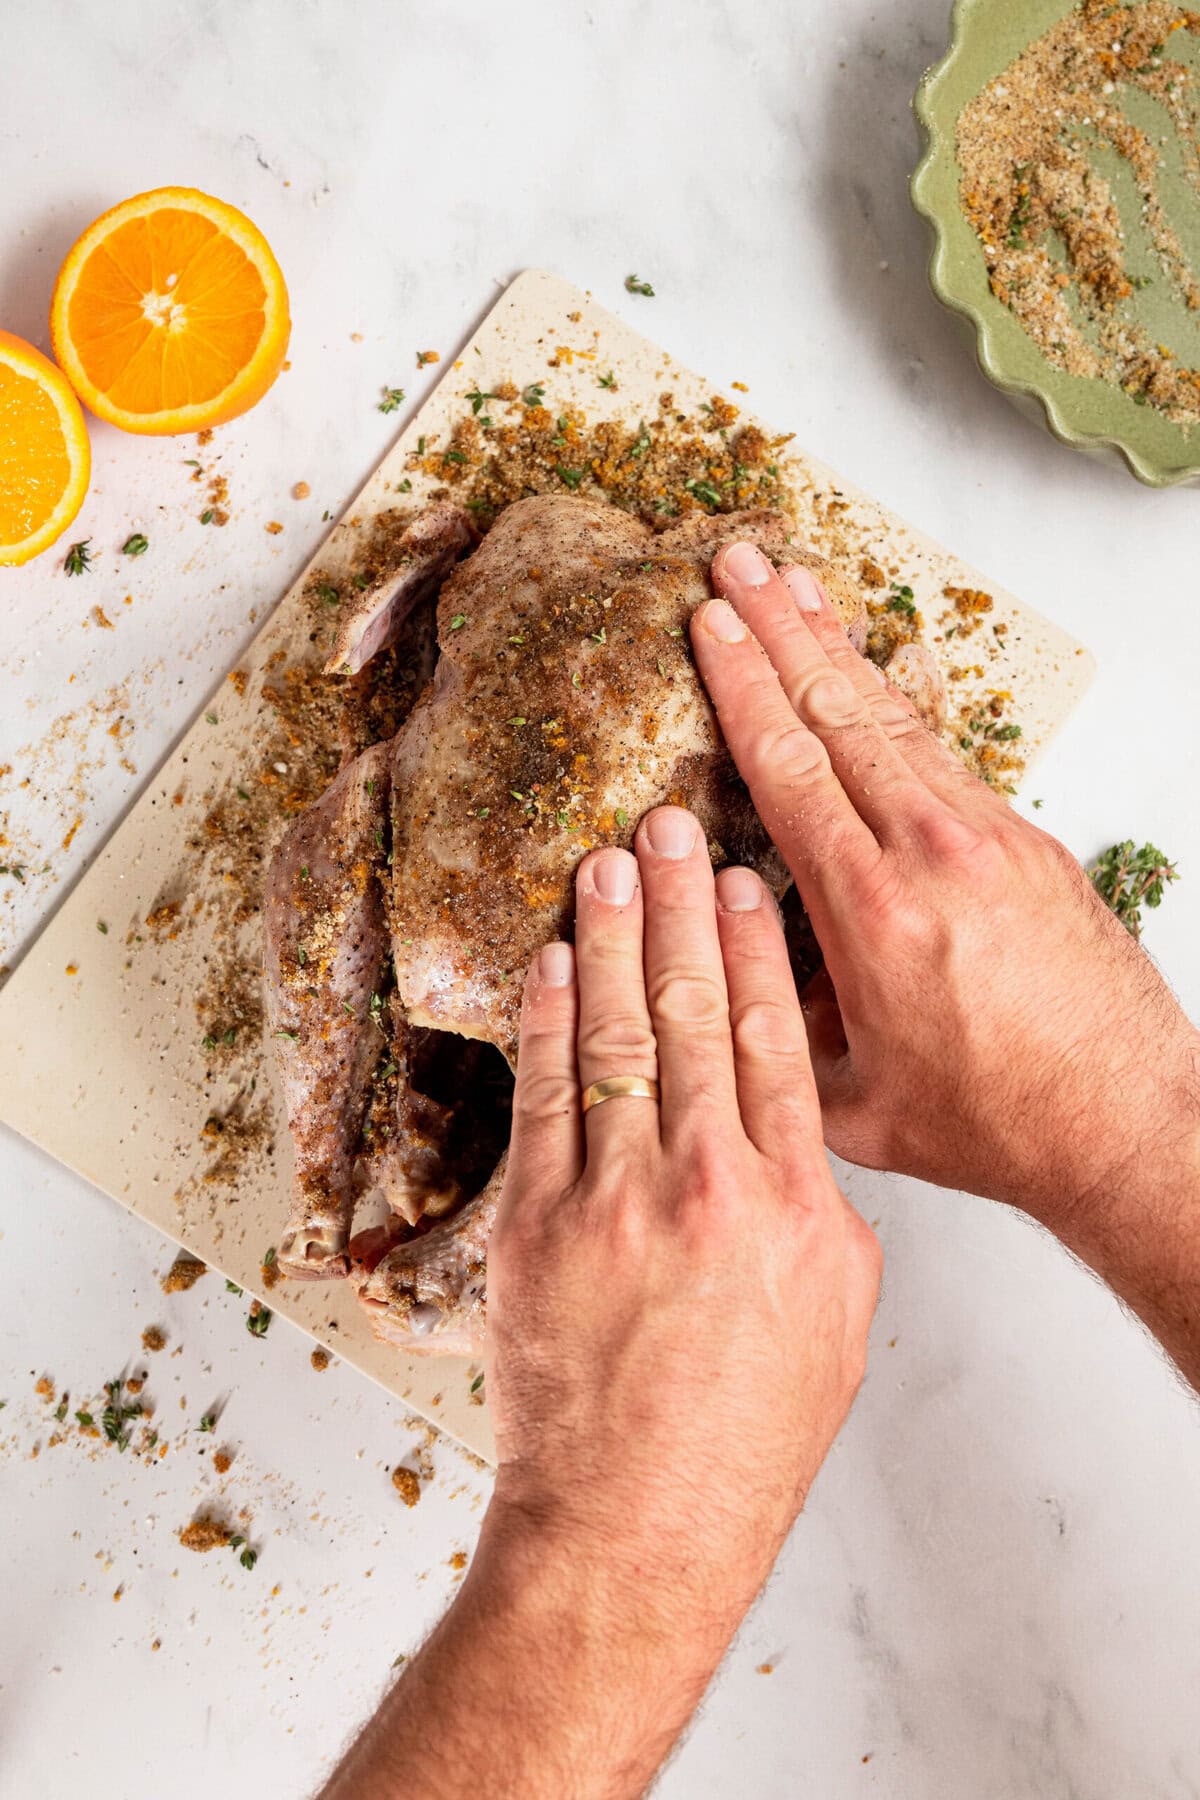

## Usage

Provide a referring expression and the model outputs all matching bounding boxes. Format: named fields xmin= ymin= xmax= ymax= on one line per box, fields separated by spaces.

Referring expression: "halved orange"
xmin=50 ymin=187 xmax=290 ymax=436
xmin=0 ymin=330 xmax=91 ymax=565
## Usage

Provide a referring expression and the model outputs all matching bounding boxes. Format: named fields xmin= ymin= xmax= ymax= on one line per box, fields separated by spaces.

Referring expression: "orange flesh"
xmin=67 ymin=209 xmax=269 ymax=412
xmin=0 ymin=359 xmax=71 ymax=542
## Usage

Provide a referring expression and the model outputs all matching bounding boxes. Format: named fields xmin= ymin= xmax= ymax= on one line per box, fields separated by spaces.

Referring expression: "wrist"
xmin=432 ymin=1494 xmax=731 ymax=1797
xmin=1014 ymin=1026 xmax=1200 ymax=1239
xmin=479 ymin=1483 xmax=742 ymax=1663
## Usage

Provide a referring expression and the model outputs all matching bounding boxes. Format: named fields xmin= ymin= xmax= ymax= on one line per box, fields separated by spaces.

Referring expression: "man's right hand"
xmin=693 ymin=541 xmax=1200 ymax=1385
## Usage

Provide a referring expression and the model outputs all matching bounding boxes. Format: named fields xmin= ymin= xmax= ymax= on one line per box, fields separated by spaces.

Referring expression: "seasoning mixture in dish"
xmin=958 ymin=1 xmax=1200 ymax=425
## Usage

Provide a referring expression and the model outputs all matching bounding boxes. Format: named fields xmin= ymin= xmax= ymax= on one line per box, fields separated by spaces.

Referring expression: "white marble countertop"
xmin=2 ymin=1 xmax=1199 ymax=1795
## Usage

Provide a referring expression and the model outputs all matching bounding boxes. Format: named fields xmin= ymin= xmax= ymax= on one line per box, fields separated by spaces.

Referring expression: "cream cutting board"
xmin=0 ymin=271 xmax=1095 ymax=1463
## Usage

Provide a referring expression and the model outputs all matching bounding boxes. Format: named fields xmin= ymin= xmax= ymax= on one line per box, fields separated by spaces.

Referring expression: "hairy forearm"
xmin=1015 ymin=1029 xmax=1200 ymax=1390
xmin=317 ymin=1504 xmax=736 ymax=1800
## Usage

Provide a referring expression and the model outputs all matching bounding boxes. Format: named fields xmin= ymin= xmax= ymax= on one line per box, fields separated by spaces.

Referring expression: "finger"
xmin=711 ymin=542 xmax=950 ymax=844
xmin=573 ymin=847 xmax=660 ymax=1156
xmin=713 ymin=865 xmax=823 ymax=1158
xmin=780 ymin=565 xmax=1005 ymax=821
xmin=636 ymin=807 xmax=739 ymax=1137
xmin=508 ymin=942 xmax=583 ymax=1208
xmin=690 ymin=596 xmax=882 ymax=930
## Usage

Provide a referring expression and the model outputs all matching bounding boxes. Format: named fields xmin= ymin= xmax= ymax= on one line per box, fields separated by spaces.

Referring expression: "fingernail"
xmin=537 ymin=941 xmax=574 ymax=986
xmin=722 ymin=541 xmax=773 ymax=587
xmin=700 ymin=599 xmax=748 ymax=643
xmin=644 ymin=807 xmax=698 ymax=860
xmin=717 ymin=866 xmax=764 ymax=912
xmin=782 ymin=565 xmax=824 ymax=614
xmin=590 ymin=848 xmax=638 ymax=906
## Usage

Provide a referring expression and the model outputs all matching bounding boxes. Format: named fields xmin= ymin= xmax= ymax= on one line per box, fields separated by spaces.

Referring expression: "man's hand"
xmin=694 ymin=542 xmax=1200 ymax=1385
xmin=321 ymin=807 xmax=880 ymax=1800
xmin=488 ymin=805 xmax=880 ymax=1599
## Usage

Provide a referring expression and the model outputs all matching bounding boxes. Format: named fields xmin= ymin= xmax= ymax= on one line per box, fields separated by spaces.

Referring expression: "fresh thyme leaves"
xmin=101 ymin=1376 xmax=144 ymax=1452
xmin=888 ymin=583 xmax=916 ymax=617
xmin=444 ymin=449 xmax=468 ymax=465
xmin=450 ymin=613 xmax=467 ymax=630
xmin=226 ymin=1280 xmax=244 ymax=1295
xmin=522 ymin=382 xmax=545 ymax=408
xmin=239 ymin=1548 xmax=258 ymax=1570
xmin=97 ymin=920 xmax=108 ymax=934
xmin=122 ymin=533 xmax=149 ymax=557
xmin=1088 ymin=840 xmax=1179 ymax=941
xmin=246 ymin=1303 xmax=272 ymax=1338
xmin=55 ymin=1397 xmax=69 ymax=1422
xmin=75 ymin=1410 xmax=95 ymax=1428
xmin=598 ymin=370 xmax=617 ymax=389
xmin=199 ymin=1412 xmax=216 ymax=1433
xmin=200 ymin=509 xmax=215 ymax=525
xmin=64 ymin=540 xmax=92 ymax=576
xmin=379 ymin=387 xmax=406 ymax=413
xmin=369 ymin=991 xmax=385 ymax=1030
xmin=470 ymin=1372 xmax=485 ymax=1394
xmin=615 ymin=808 xmax=629 ymax=828
xmin=205 ymin=712 xmax=219 ymax=725
xmin=556 ymin=465 xmax=585 ymax=489
xmin=263 ymin=1246 xmax=277 ymax=1267
xmin=624 ymin=274 xmax=655 ymax=296
xmin=274 ymin=1029 xmax=298 ymax=1042
xmin=466 ymin=388 xmax=497 ymax=415
xmin=684 ymin=477 xmax=722 ymax=508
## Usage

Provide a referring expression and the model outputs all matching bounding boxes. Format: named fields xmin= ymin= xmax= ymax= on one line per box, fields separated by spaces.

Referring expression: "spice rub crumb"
xmin=161 ymin=1254 xmax=207 ymax=1294
xmin=391 ymin=1466 xmax=421 ymax=1507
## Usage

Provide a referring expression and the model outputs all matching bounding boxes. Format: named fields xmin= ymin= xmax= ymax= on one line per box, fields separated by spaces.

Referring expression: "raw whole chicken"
xmin=263 ymin=496 xmax=944 ymax=1354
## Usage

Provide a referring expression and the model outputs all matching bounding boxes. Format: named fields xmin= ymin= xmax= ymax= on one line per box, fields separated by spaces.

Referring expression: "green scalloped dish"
xmin=913 ymin=0 xmax=1200 ymax=487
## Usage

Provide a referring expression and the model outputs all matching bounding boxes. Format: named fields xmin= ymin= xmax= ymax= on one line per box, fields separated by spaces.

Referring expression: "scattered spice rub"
xmin=400 ymin=384 xmax=792 ymax=531
xmin=310 ymin=1348 xmax=331 ymax=1372
xmin=958 ymin=2 xmax=1200 ymax=426
xmin=141 ymin=1325 xmax=167 ymax=1353
xmin=161 ymin=1253 xmax=207 ymax=1293
xmin=391 ymin=1466 xmax=421 ymax=1506
xmin=179 ymin=1515 xmax=232 ymax=1551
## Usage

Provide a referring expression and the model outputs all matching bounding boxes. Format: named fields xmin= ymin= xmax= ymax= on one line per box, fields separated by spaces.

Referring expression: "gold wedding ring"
xmin=581 ymin=1075 xmax=661 ymax=1115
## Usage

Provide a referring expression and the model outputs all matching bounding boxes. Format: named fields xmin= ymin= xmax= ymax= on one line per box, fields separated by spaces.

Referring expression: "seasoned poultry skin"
xmin=264 ymin=495 xmax=939 ymax=1351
